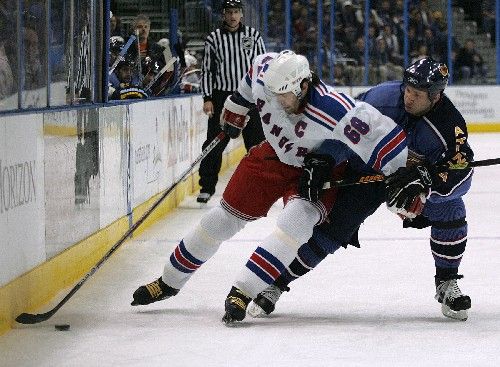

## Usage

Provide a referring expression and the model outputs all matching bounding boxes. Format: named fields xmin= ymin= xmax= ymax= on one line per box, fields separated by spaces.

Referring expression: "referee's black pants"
xmin=198 ymin=89 xmax=264 ymax=195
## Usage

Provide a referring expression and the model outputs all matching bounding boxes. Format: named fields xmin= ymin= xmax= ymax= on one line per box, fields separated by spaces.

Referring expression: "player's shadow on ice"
xmin=252 ymin=312 xmax=453 ymax=327
xmin=132 ymin=306 xmax=255 ymax=327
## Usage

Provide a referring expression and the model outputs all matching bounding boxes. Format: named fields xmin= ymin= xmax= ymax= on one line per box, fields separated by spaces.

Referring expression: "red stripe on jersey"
xmin=329 ymin=92 xmax=352 ymax=111
xmin=174 ymin=246 xmax=200 ymax=271
xmin=373 ymin=130 xmax=406 ymax=171
xmin=248 ymin=66 xmax=253 ymax=78
xmin=315 ymin=85 xmax=352 ymax=111
xmin=305 ymin=104 xmax=338 ymax=126
xmin=250 ymin=252 xmax=281 ymax=279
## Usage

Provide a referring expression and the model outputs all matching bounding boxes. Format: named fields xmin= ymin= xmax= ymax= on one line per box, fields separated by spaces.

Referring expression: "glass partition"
xmin=21 ymin=0 xmax=48 ymax=109
xmin=0 ymin=0 xmax=19 ymax=111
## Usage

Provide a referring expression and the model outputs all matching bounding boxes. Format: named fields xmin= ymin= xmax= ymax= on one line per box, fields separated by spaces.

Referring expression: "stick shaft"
xmin=108 ymin=35 xmax=136 ymax=76
xmin=330 ymin=157 xmax=500 ymax=188
xmin=16 ymin=132 xmax=226 ymax=324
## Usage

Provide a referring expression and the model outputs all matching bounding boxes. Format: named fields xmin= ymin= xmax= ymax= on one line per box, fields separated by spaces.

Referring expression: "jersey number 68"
xmin=344 ymin=117 xmax=370 ymax=144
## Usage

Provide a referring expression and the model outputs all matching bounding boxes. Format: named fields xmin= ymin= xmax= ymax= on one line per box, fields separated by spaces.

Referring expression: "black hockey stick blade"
xmin=15 ymin=132 xmax=226 ymax=324
xmin=16 ymin=311 xmax=55 ymax=324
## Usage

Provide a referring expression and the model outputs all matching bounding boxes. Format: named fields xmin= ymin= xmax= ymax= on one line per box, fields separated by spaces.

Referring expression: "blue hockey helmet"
xmin=403 ymin=57 xmax=449 ymax=99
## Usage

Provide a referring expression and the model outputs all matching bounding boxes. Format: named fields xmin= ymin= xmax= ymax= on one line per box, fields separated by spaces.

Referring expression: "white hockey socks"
xmin=234 ymin=199 xmax=321 ymax=298
xmin=163 ymin=205 xmax=247 ymax=289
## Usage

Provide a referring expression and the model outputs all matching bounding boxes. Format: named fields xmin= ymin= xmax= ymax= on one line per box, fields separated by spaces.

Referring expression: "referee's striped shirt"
xmin=201 ymin=23 xmax=266 ymax=101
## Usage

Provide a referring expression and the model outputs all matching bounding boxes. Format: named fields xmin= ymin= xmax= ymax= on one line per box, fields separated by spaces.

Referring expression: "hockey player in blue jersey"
xmin=248 ymin=57 xmax=474 ymax=321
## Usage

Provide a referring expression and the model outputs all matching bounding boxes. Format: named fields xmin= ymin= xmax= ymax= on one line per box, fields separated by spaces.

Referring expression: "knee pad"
xmin=276 ymin=199 xmax=321 ymax=248
xmin=198 ymin=205 xmax=248 ymax=242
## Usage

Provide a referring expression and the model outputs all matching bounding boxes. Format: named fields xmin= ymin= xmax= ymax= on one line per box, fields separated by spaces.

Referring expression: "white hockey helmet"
xmin=263 ymin=50 xmax=312 ymax=97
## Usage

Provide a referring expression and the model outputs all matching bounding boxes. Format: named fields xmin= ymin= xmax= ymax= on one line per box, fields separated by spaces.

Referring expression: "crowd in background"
xmin=0 ymin=0 xmax=48 ymax=108
xmin=107 ymin=12 xmax=202 ymax=101
xmin=0 ymin=0 xmax=497 ymax=110
xmin=267 ymin=0 xmax=490 ymax=85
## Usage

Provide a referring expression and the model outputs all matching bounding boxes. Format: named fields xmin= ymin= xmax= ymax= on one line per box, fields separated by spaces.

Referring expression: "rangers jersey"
xmin=236 ymin=53 xmax=408 ymax=175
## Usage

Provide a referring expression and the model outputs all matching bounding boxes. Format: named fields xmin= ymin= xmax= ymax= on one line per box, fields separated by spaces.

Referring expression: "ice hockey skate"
xmin=131 ymin=277 xmax=179 ymax=306
xmin=196 ymin=192 xmax=212 ymax=204
xmin=222 ymin=287 xmax=252 ymax=326
xmin=247 ymin=284 xmax=289 ymax=318
xmin=435 ymin=275 xmax=471 ymax=321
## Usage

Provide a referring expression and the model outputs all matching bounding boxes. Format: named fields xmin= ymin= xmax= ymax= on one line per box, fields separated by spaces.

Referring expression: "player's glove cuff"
xmin=220 ymin=96 xmax=249 ymax=139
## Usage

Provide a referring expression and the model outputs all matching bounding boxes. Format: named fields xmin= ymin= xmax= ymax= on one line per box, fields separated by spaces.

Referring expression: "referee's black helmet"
xmin=403 ymin=57 xmax=449 ymax=99
xmin=223 ymin=0 xmax=243 ymax=10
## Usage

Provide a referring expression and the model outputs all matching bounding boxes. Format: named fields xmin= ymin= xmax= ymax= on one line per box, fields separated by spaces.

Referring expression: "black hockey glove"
xmin=385 ymin=165 xmax=433 ymax=218
xmin=298 ymin=153 xmax=335 ymax=202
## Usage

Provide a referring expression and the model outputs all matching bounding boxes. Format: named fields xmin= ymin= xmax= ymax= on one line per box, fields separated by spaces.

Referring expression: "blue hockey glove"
xmin=298 ymin=153 xmax=335 ymax=202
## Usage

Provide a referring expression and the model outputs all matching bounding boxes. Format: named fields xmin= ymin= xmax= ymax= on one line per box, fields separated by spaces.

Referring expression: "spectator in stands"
xmin=481 ymin=0 xmax=496 ymax=44
xmin=411 ymin=44 xmax=429 ymax=64
xmin=407 ymin=26 xmax=420 ymax=60
xmin=0 ymin=35 xmax=14 ymax=104
xmin=338 ymin=1 xmax=362 ymax=51
xmin=23 ymin=26 xmax=44 ymax=90
xmin=380 ymin=23 xmax=402 ymax=65
xmin=415 ymin=0 xmax=432 ymax=28
xmin=376 ymin=0 xmax=394 ymax=27
xmin=455 ymin=39 xmax=487 ymax=83
xmin=332 ymin=63 xmax=347 ymax=86
xmin=132 ymin=14 xmax=166 ymax=80
xmin=346 ymin=36 xmax=367 ymax=85
xmin=421 ymin=28 xmax=438 ymax=60
xmin=372 ymin=36 xmax=404 ymax=83
xmin=109 ymin=59 xmax=147 ymax=100
xmin=110 ymin=13 xmax=125 ymax=38
xmin=109 ymin=36 xmax=141 ymax=91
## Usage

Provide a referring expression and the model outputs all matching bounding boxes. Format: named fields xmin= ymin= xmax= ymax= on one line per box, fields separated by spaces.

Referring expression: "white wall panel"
xmin=0 ymin=114 xmax=45 ymax=286
xmin=99 ymin=105 xmax=130 ymax=228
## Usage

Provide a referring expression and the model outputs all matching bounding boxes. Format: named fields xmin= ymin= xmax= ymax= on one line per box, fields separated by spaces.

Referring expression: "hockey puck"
xmin=55 ymin=324 xmax=70 ymax=331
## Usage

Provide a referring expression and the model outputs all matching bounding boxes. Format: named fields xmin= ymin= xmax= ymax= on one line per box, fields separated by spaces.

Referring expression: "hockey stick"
xmin=16 ymin=132 xmax=227 ymax=325
xmin=109 ymin=35 xmax=136 ymax=76
xmin=156 ymin=67 xmax=191 ymax=96
xmin=327 ymin=157 xmax=500 ymax=188
xmin=135 ymin=30 xmax=143 ymax=82
xmin=143 ymin=57 xmax=179 ymax=92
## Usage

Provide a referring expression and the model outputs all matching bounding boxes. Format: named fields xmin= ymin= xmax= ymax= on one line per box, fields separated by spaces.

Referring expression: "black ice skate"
xmin=435 ymin=274 xmax=471 ymax=321
xmin=131 ymin=277 xmax=179 ymax=306
xmin=196 ymin=192 xmax=212 ymax=204
xmin=247 ymin=284 xmax=289 ymax=318
xmin=221 ymin=286 xmax=252 ymax=326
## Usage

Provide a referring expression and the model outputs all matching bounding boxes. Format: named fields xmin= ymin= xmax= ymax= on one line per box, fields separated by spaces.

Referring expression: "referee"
xmin=198 ymin=0 xmax=266 ymax=203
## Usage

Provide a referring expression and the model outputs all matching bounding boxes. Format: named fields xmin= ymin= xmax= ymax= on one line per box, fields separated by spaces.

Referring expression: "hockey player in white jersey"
xmin=131 ymin=51 xmax=409 ymax=323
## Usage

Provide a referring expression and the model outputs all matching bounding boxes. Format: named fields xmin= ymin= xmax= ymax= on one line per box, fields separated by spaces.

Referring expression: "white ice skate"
xmin=435 ymin=277 xmax=471 ymax=321
xmin=247 ymin=284 xmax=285 ymax=318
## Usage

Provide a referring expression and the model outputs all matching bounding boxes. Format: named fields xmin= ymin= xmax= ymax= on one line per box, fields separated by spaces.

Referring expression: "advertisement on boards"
xmin=0 ymin=114 xmax=45 ymax=286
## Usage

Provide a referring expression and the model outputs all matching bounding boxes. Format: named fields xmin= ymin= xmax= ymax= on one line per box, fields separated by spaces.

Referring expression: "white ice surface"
xmin=1 ymin=134 xmax=500 ymax=366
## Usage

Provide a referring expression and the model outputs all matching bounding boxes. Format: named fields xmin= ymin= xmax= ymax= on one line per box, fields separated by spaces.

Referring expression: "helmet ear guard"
xmin=263 ymin=50 xmax=312 ymax=98
xmin=403 ymin=57 xmax=449 ymax=99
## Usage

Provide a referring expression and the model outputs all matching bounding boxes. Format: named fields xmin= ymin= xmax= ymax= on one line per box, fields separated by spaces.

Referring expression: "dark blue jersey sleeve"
xmin=413 ymin=96 xmax=474 ymax=203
